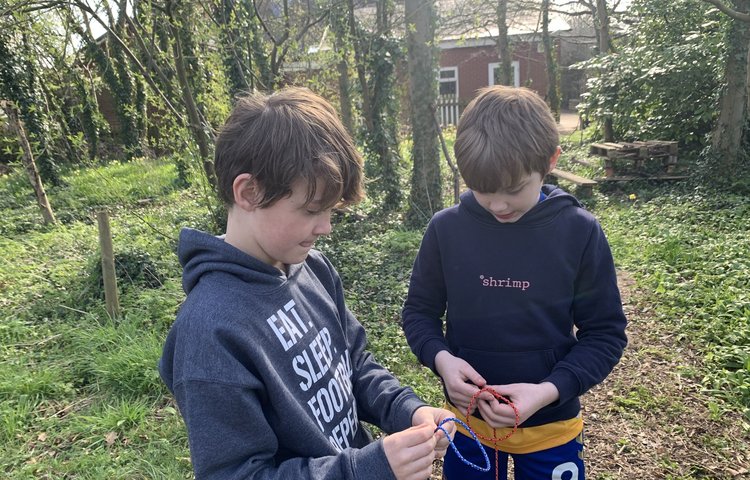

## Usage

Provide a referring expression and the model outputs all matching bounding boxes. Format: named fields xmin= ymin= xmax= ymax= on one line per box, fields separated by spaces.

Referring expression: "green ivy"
xmin=577 ymin=0 xmax=725 ymax=148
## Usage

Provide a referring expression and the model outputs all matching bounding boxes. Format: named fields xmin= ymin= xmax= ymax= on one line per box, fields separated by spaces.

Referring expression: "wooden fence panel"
xmin=437 ymin=94 xmax=461 ymax=127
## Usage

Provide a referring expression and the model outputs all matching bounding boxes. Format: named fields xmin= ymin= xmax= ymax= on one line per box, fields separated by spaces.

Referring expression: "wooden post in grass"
xmin=96 ymin=210 xmax=120 ymax=319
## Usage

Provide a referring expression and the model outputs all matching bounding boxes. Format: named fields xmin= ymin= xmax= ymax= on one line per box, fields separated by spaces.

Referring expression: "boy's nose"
xmin=490 ymin=199 xmax=508 ymax=212
xmin=313 ymin=214 xmax=332 ymax=235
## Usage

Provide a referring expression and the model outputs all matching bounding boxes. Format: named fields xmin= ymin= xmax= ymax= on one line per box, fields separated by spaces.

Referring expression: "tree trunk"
xmin=496 ymin=0 xmax=513 ymax=85
xmin=167 ymin=0 xmax=216 ymax=189
xmin=596 ymin=0 xmax=615 ymax=141
xmin=74 ymin=22 xmax=143 ymax=158
xmin=336 ymin=46 xmax=354 ymax=134
xmin=215 ymin=0 xmax=250 ymax=98
xmin=542 ymin=0 xmax=560 ymax=121
xmin=369 ymin=0 xmax=403 ymax=211
xmin=596 ymin=0 xmax=611 ymax=54
xmin=112 ymin=6 xmax=144 ymax=158
xmin=347 ymin=0 xmax=373 ymax=131
xmin=711 ymin=0 xmax=750 ymax=172
xmin=244 ymin=2 xmax=271 ymax=91
xmin=330 ymin=2 xmax=353 ymax=132
xmin=2 ymin=101 xmax=56 ymax=225
xmin=75 ymin=73 xmax=101 ymax=161
xmin=405 ymin=0 xmax=442 ymax=227
xmin=39 ymin=79 xmax=81 ymax=165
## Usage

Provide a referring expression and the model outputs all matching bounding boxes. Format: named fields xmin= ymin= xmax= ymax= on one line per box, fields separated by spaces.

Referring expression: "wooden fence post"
xmin=96 ymin=210 xmax=120 ymax=319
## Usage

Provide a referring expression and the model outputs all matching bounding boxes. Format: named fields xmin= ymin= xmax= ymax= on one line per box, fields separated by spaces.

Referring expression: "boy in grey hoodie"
xmin=159 ymin=87 xmax=455 ymax=480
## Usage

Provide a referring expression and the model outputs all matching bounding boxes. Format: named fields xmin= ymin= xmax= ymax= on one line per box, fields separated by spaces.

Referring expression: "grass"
xmin=595 ymin=190 xmax=750 ymax=417
xmin=0 ymin=141 xmax=749 ymax=476
xmin=0 ymin=159 xmax=192 ymax=479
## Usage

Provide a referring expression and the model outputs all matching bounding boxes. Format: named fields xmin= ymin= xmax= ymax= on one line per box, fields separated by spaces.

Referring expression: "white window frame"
xmin=438 ymin=66 xmax=459 ymax=97
xmin=488 ymin=61 xmax=520 ymax=88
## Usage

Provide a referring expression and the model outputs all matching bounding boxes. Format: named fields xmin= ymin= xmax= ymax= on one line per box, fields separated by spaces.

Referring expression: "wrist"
xmin=433 ymin=350 xmax=453 ymax=376
xmin=539 ymin=381 xmax=560 ymax=404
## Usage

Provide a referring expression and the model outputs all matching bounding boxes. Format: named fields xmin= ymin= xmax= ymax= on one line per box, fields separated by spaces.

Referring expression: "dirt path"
xmin=584 ymin=272 xmax=750 ymax=479
xmin=432 ymin=272 xmax=750 ymax=479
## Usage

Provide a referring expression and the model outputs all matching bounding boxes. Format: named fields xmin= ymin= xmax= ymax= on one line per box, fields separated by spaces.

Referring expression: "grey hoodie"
xmin=159 ymin=228 xmax=426 ymax=479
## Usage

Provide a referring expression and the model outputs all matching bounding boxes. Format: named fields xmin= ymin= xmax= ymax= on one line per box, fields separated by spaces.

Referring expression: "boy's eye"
xmin=305 ymin=207 xmax=331 ymax=216
xmin=505 ymin=184 xmax=527 ymax=195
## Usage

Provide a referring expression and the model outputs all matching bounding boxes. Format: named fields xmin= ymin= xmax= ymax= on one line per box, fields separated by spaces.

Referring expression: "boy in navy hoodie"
xmin=402 ymin=86 xmax=627 ymax=479
xmin=159 ymin=87 xmax=455 ymax=480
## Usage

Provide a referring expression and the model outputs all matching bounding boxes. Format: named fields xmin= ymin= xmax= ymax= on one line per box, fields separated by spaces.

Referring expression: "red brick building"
xmin=439 ymin=40 xmax=555 ymax=101
xmin=435 ymin=11 xmax=571 ymax=125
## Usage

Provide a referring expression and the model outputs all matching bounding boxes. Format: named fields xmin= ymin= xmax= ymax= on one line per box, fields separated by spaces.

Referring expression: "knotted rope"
xmin=434 ymin=387 xmax=520 ymax=480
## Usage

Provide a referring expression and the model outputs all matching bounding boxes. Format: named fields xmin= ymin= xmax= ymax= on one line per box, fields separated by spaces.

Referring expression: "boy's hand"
xmin=411 ymin=406 xmax=456 ymax=458
xmin=383 ymin=423 xmax=437 ymax=480
xmin=434 ymin=350 xmax=486 ymax=413
xmin=476 ymin=382 xmax=560 ymax=428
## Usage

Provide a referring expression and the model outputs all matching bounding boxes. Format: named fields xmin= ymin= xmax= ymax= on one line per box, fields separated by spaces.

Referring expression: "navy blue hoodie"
xmin=402 ymin=186 xmax=627 ymax=427
xmin=160 ymin=228 xmax=425 ymax=479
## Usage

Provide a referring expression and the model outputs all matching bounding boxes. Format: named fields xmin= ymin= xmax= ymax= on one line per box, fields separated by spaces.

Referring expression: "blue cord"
xmin=435 ymin=417 xmax=491 ymax=473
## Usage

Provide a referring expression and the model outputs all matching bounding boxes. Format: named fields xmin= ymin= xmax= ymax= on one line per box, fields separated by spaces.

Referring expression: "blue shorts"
xmin=443 ymin=430 xmax=585 ymax=480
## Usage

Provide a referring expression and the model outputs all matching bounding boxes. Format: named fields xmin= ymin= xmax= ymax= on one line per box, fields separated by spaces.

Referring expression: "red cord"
xmin=464 ymin=387 xmax=520 ymax=480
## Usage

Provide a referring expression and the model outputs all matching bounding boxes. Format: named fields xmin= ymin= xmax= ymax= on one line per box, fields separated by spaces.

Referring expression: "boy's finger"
xmin=477 ymin=389 xmax=500 ymax=401
xmin=463 ymin=368 xmax=486 ymax=387
xmin=457 ymin=382 xmax=481 ymax=399
xmin=402 ymin=423 xmax=438 ymax=446
xmin=432 ymin=430 xmax=449 ymax=447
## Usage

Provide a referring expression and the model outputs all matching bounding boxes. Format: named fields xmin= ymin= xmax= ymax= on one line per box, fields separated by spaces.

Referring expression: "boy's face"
xmin=472 ymin=171 xmax=545 ymax=223
xmin=239 ymin=178 xmax=333 ymax=270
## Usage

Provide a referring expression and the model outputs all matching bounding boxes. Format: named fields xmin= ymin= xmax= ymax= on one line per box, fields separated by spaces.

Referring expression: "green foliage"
xmin=0 ymin=159 xmax=184 ymax=237
xmin=67 ymin=318 xmax=167 ymax=397
xmin=74 ymin=75 xmax=106 ymax=162
xmin=89 ymin=21 xmax=144 ymax=160
xmin=577 ymin=0 xmax=726 ymax=147
xmin=80 ymin=246 xmax=166 ymax=306
xmin=598 ymin=189 xmax=750 ymax=418
xmin=0 ymin=160 xmax=191 ymax=478
xmin=0 ymin=22 xmax=62 ymax=185
xmin=2 ymin=150 xmax=749 ymax=476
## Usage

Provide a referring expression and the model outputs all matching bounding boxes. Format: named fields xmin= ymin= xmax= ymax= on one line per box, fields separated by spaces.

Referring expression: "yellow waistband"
xmin=445 ymin=402 xmax=583 ymax=454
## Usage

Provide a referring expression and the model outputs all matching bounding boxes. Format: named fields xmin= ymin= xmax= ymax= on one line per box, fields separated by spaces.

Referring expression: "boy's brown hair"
xmin=454 ymin=85 xmax=559 ymax=193
xmin=214 ymin=87 xmax=364 ymax=209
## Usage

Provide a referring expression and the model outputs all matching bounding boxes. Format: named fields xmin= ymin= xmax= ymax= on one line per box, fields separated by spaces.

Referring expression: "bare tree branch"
xmin=252 ymin=0 xmax=278 ymax=44
xmin=702 ymin=0 xmax=750 ymax=22
xmin=4 ymin=0 xmax=65 ymax=16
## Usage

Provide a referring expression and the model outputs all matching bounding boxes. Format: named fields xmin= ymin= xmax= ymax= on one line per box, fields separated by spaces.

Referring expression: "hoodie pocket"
xmin=456 ymin=347 xmax=556 ymax=386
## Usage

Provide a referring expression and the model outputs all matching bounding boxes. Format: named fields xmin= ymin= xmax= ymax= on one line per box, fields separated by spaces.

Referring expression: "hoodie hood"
xmin=459 ymin=184 xmax=581 ymax=227
xmin=178 ymin=228 xmax=300 ymax=295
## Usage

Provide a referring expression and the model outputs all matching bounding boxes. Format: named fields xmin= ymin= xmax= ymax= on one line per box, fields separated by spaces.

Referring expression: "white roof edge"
xmin=440 ymin=37 xmax=496 ymax=49
xmin=440 ymin=30 xmax=570 ymax=50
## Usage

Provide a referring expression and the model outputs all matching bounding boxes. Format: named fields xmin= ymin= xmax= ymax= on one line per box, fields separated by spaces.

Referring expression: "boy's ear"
xmin=548 ymin=146 xmax=562 ymax=172
xmin=232 ymin=173 xmax=261 ymax=211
